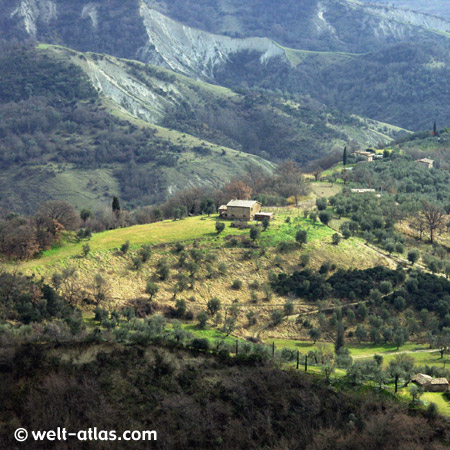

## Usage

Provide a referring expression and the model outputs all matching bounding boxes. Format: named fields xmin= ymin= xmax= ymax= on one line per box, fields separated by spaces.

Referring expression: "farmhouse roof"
xmin=226 ymin=199 xmax=259 ymax=208
xmin=411 ymin=373 xmax=432 ymax=385
xmin=218 ymin=205 xmax=228 ymax=210
xmin=430 ymin=378 xmax=449 ymax=385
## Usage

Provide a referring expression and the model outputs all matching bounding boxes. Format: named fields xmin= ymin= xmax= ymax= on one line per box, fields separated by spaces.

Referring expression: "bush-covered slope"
xmin=2 ymin=343 xmax=448 ymax=450
xmin=0 ymin=42 xmax=272 ymax=213
xmin=59 ymin=46 xmax=404 ymax=162
xmin=215 ymin=42 xmax=450 ymax=131
xmin=0 ymin=41 xmax=408 ymax=213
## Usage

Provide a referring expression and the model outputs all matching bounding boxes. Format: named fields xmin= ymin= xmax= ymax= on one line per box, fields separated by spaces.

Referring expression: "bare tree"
xmin=422 ymin=201 xmax=445 ymax=243
xmin=275 ymin=161 xmax=310 ymax=206
xmin=36 ymin=200 xmax=80 ymax=232
xmin=219 ymin=179 xmax=253 ymax=204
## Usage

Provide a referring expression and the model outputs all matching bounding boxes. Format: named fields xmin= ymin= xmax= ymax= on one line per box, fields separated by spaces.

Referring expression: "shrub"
xmin=82 ymin=243 xmax=90 ymax=257
xmin=332 ymin=233 xmax=341 ymax=245
xmin=207 ymin=297 xmax=221 ymax=316
xmin=408 ymin=249 xmax=420 ymax=265
xmin=191 ymin=338 xmax=210 ymax=352
xmin=319 ymin=211 xmax=332 ymax=225
xmin=139 ymin=245 xmax=152 ymax=262
xmin=231 ymin=279 xmax=243 ymax=290
xmin=295 ymin=229 xmax=307 ymax=247
xmin=132 ymin=257 xmax=143 ymax=270
xmin=215 ymin=221 xmax=225 ymax=234
xmin=271 ymin=310 xmax=284 ymax=326
xmin=250 ymin=227 xmax=261 ymax=242
xmin=197 ymin=311 xmax=209 ymax=329
xmin=157 ymin=260 xmax=170 ymax=280
xmin=300 ymin=253 xmax=310 ymax=266
xmin=120 ymin=240 xmax=130 ymax=254
xmin=316 ymin=198 xmax=327 ymax=211
xmin=174 ymin=299 xmax=187 ymax=318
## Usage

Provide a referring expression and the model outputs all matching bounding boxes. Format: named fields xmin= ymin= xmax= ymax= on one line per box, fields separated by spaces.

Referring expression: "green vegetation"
xmin=0 ymin=43 xmax=273 ymax=213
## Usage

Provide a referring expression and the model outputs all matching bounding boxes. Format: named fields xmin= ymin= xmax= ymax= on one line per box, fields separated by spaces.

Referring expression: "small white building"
xmin=350 ymin=189 xmax=376 ymax=194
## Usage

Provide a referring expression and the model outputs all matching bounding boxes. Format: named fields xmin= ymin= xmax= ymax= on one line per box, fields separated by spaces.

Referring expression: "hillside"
xmin=2 ymin=167 xmax=450 ymax=434
xmin=0 ymin=42 xmax=409 ymax=213
xmin=0 ymin=42 xmax=274 ymax=213
xmin=2 ymin=343 xmax=448 ymax=449
xmin=3 ymin=1 xmax=450 ymax=445
xmin=10 ymin=212 xmax=396 ymax=341
xmin=2 ymin=1 xmax=450 ymax=130
xmin=5 ymin=0 xmax=450 ymax=55
xmin=56 ymin=45 xmax=403 ymax=160
xmin=359 ymin=1 xmax=450 ymax=19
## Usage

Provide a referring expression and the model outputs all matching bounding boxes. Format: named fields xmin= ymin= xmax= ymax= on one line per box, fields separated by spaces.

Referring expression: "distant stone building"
xmin=350 ymin=189 xmax=376 ymax=194
xmin=355 ymin=151 xmax=374 ymax=162
xmin=220 ymin=200 xmax=262 ymax=221
xmin=416 ymin=158 xmax=434 ymax=169
xmin=411 ymin=373 xmax=449 ymax=392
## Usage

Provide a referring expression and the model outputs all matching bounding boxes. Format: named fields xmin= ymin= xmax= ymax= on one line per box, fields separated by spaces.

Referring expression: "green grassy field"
xmin=277 ymin=45 xmax=359 ymax=68
xmin=264 ymin=338 xmax=437 ymax=365
xmin=398 ymin=388 xmax=450 ymax=417
xmin=12 ymin=216 xmax=229 ymax=273
xmin=260 ymin=215 xmax=334 ymax=247
xmin=181 ymin=324 xmax=237 ymax=346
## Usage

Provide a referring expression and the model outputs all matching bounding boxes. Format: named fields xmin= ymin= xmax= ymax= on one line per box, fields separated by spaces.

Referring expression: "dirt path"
xmin=252 ymin=300 xmax=368 ymax=340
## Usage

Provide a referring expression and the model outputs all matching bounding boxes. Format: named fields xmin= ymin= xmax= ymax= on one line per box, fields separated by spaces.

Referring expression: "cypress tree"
xmin=335 ymin=321 xmax=345 ymax=353
xmin=343 ymin=146 xmax=347 ymax=166
xmin=112 ymin=196 xmax=121 ymax=213
xmin=433 ymin=121 xmax=437 ymax=136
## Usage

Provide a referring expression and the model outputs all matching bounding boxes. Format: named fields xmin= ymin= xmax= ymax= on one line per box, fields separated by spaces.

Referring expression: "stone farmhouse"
xmin=219 ymin=200 xmax=262 ymax=221
xmin=411 ymin=373 xmax=449 ymax=392
xmin=354 ymin=151 xmax=374 ymax=162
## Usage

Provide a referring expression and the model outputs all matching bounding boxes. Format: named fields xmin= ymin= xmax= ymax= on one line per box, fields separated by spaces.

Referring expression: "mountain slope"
xmin=0 ymin=43 xmax=273 ymax=213
xmin=2 ymin=1 xmax=450 ymax=131
xmin=54 ymin=45 xmax=405 ymax=161
xmin=137 ymin=6 xmax=287 ymax=79
xmin=0 ymin=41 xmax=408 ymax=213
xmin=359 ymin=1 xmax=450 ymax=20
xmin=4 ymin=0 xmax=450 ymax=66
xmin=145 ymin=0 xmax=450 ymax=52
